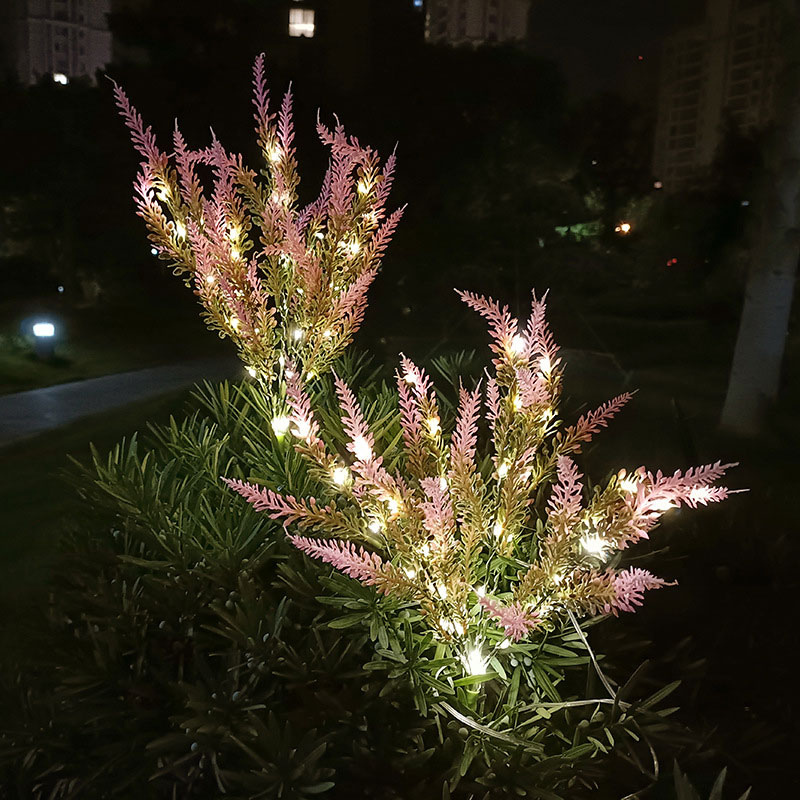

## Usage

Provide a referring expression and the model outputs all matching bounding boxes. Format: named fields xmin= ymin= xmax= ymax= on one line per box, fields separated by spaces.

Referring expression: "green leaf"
xmin=327 ymin=613 xmax=368 ymax=629
xmin=640 ymin=680 xmax=680 ymax=710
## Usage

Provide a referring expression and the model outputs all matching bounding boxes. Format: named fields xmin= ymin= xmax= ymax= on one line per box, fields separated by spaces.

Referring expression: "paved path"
xmin=0 ymin=358 xmax=241 ymax=448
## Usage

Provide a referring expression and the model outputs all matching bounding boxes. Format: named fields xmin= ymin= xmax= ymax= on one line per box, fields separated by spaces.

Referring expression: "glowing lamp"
xmin=353 ymin=436 xmax=373 ymax=462
xmin=271 ymin=416 xmax=291 ymax=436
xmin=53 ymin=72 xmax=68 ymax=85
xmin=464 ymin=645 xmax=488 ymax=676
xmin=331 ymin=466 xmax=350 ymax=486
xmin=581 ymin=534 xmax=609 ymax=558
xmin=510 ymin=335 xmax=527 ymax=355
xmin=33 ymin=322 xmax=55 ymax=338
xmin=32 ymin=320 xmax=56 ymax=359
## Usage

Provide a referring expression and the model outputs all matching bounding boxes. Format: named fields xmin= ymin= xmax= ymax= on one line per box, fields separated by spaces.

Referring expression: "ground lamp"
xmin=32 ymin=321 xmax=56 ymax=360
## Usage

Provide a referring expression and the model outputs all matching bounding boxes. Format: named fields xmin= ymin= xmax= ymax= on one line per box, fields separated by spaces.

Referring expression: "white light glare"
xmin=53 ymin=72 xmax=68 ymax=85
xmin=510 ymin=335 xmax=527 ymax=355
xmin=33 ymin=322 xmax=55 ymax=338
xmin=271 ymin=416 xmax=291 ymax=436
xmin=353 ymin=436 xmax=373 ymax=462
xmin=580 ymin=534 xmax=609 ymax=558
xmin=649 ymin=498 xmax=677 ymax=512
xmin=464 ymin=645 xmax=488 ymax=676
xmin=331 ymin=466 xmax=350 ymax=486
xmin=689 ymin=487 xmax=713 ymax=504
xmin=246 ymin=367 xmax=257 ymax=378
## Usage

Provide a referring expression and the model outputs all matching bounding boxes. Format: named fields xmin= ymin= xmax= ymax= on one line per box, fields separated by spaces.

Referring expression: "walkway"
xmin=0 ymin=358 xmax=241 ymax=448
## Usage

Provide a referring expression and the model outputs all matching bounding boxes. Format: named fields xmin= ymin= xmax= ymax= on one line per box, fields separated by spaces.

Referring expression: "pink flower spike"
xmin=480 ymin=597 xmax=540 ymax=641
xmin=333 ymin=372 xmax=375 ymax=462
xmin=606 ymin=567 xmax=674 ymax=615
xmin=548 ymin=456 xmax=584 ymax=522
xmin=289 ymin=535 xmax=388 ymax=587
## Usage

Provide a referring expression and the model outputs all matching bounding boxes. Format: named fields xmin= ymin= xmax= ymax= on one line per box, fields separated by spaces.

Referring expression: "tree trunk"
xmin=720 ymin=0 xmax=800 ymax=435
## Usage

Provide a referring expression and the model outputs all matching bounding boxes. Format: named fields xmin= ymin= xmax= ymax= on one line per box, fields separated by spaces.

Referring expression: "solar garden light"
xmin=32 ymin=320 xmax=56 ymax=360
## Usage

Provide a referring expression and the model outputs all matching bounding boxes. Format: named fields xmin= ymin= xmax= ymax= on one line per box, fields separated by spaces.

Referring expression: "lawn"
xmin=0 ymin=291 xmax=229 ymax=395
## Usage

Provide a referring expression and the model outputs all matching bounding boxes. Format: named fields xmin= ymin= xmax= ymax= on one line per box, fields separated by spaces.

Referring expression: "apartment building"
xmin=653 ymin=0 xmax=779 ymax=188
xmin=1 ymin=0 xmax=112 ymax=85
xmin=424 ymin=0 xmax=529 ymax=46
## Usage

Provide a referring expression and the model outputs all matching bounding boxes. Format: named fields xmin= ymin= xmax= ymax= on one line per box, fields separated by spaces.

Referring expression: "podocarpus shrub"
xmin=0 ymin=59 xmax=740 ymax=799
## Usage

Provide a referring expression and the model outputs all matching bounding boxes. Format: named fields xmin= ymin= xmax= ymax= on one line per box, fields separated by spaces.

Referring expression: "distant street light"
xmin=32 ymin=321 xmax=56 ymax=359
xmin=614 ymin=222 xmax=632 ymax=235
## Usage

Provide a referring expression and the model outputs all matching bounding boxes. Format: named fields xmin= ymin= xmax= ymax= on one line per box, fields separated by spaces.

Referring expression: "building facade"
xmin=653 ymin=0 xmax=780 ymax=188
xmin=1 ymin=0 xmax=112 ymax=85
xmin=424 ymin=0 xmax=529 ymax=46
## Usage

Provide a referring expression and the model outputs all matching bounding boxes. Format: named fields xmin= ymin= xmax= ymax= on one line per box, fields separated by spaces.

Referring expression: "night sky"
xmin=528 ymin=0 xmax=703 ymax=100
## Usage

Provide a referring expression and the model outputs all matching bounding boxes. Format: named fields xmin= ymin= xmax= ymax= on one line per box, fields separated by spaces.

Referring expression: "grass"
xmin=0 ymin=292 xmax=229 ymax=395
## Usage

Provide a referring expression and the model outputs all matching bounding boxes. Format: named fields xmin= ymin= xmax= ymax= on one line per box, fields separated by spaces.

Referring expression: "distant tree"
xmin=571 ymin=93 xmax=655 ymax=225
xmin=720 ymin=0 xmax=800 ymax=435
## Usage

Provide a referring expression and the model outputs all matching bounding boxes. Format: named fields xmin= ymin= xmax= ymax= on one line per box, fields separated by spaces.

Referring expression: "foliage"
xmin=115 ymin=55 xmax=402 ymax=382
xmin=228 ymin=290 xmax=733 ymax=672
xmin=0 ymin=55 xmax=745 ymax=799
xmin=672 ymin=763 xmax=751 ymax=800
xmin=0 ymin=377 xmax=706 ymax=799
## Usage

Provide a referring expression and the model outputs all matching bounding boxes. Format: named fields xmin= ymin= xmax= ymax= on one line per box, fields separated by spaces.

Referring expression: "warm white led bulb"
xmin=426 ymin=416 xmax=440 ymax=436
xmin=353 ymin=436 xmax=373 ymax=462
xmin=510 ymin=335 xmax=527 ymax=355
xmin=246 ymin=367 xmax=257 ymax=378
xmin=497 ymin=461 xmax=510 ymax=479
xmin=464 ymin=645 xmax=488 ymax=676
xmin=332 ymin=466 xmax=350 ymax=486
xmin=539 ymin=355 xmax=552 ymax=374
xmin=580 ymin=534 xmax=609 ymax=558
xmin=271 ymin=416 xmax=291 ymax=436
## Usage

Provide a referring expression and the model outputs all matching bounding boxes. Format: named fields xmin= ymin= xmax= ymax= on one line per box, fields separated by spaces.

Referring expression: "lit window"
xmin=289 ymin=8 xmax=315 ymax=38
xmin=53 ymin=72 xmax=68 ymax=85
